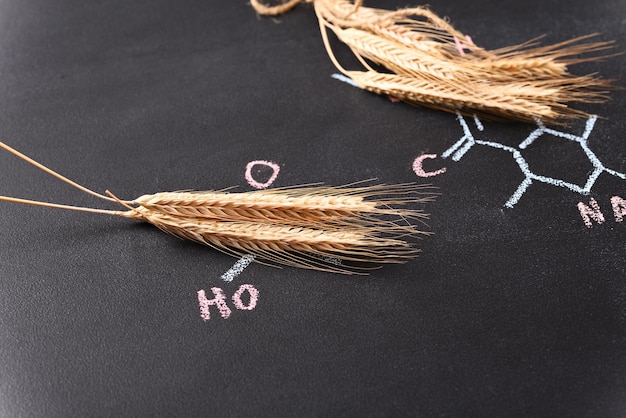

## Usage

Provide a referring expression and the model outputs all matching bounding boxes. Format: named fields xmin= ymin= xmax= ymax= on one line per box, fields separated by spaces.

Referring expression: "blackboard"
xmin=1 ymin=0 xmax=625 ymax=416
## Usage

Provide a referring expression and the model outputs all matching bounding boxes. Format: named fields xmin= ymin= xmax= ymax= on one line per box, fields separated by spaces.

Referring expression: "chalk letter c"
xmin=412 ymin=154 xmax=446 ymax=177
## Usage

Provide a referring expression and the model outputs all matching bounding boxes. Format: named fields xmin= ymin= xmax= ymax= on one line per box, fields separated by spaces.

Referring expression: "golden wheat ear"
xmin=252 ymin=0 xmax=618 ymax=124
xmin=0 ymin=141 xmax=433 ymax=275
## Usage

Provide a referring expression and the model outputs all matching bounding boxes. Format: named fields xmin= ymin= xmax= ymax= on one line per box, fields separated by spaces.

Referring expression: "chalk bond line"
xmin=330 ymin=71 xmax=626 ymax=208
xmin=221 ymin=254 xmax=255 ymax=282
xmin=442 ymin=114 xmax=626 ymax=208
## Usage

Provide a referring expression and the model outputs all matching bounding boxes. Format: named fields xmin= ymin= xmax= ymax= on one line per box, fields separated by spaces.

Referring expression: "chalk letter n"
xmin=577 ymin=198 xmax=605 ymax=228
xmin=611 ymin=196 xmax=626 ymax=223
xmin=198 ymin=288 xmax=232 ymax=321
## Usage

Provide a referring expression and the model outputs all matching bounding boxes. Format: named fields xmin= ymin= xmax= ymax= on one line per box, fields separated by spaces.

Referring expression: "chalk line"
xmin=221 ymin=255 xmax=255 ymax=282
xmin=441 ymin=113 xmax=626 ymax=208
xmin=331 ymin=73 xmax=359 ymax=88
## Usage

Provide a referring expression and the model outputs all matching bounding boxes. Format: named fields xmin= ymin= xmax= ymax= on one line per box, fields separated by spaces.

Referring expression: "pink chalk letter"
xmin=197 ymin=287 xmax=232 ymax=321
xmin=453 ymin=36 xmax=466 ymax=56
xmin=232 ymin=284 xmax=259 ymax=311
xmin=611 ymin=196 xmax=626 ymax=222
xmin=413 ymin=154 xmax=446 ymax=177
xmin=577 ymin=198 xmax=605 ymax=228
xmin=454 ymin=35 xmax=475 ymax=56
xmin=245 ymin=160 xmax=280 ymax=189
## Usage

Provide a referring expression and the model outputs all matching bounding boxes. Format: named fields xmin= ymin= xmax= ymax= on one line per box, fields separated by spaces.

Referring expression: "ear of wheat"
xmin=250 ymin=0 xmax=617 ymax=124
xmin=0 ymin=142 xmax=432 ymax=275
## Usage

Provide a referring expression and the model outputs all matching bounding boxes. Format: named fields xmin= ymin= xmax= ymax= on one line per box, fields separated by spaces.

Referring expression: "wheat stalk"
xmin=0 ymin=142 xmax=432 ymax=275
xmin=251 ymin=0 xmax=617 ymax=124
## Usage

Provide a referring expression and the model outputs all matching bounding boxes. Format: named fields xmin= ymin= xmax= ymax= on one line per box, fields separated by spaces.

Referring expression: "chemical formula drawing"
xmin=334 ymin=73 xmax=626 ymax=218
xmin=196 ymin=159 xmax=281 ymax=321
xmin=196 ymin=79 xmax=626 ymax=322
xmin=433 ymin=113 xmax=626 ymax=208
xmin=411 ymin=112 xmax=626 ymax=228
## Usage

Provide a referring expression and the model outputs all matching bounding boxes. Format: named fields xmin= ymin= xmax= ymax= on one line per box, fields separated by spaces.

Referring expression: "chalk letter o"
xmin=245 ymin=160 xmax=280 ymax=189
xmin=232 ymin=284 xmax=259 ymax=311
xmin=413 ymin=154 xmax=446 ymax=177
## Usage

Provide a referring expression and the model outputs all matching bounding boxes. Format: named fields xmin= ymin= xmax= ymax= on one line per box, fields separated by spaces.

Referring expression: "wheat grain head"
xmin=119 ymin=182 xmax=433 ymax=274
xmin=252 ymin=0 xmax=618 ymax=124
xmin=0 ymin=141 xmax=433 ymax=275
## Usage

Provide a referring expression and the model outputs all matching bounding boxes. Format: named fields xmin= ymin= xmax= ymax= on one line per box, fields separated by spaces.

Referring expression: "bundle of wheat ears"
xmin=0 ymin=142 xmax=432 ymax=274
xmin=251 ymin=0 xmax=617 ymax=124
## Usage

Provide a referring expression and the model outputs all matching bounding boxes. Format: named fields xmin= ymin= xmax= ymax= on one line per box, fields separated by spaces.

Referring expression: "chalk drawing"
xmin=577 ymin=198 xmax=606 ymax=228
xmin=198 ymin=287 xmax=232 ymax=321
xmin=197 ymin=284 xmax=259 ymax=321
xmin=245 ymin=160 xmax=280 ymax=189
xmin=332 ymin=73 xmax=626 ymax=209
xmin=441 ymin=113 xmax=626 ymax=208
xmin=221 ymin=254 xmax=255 ymax=282
xmin=578 ymin=195 xmax=626 ymax=228
xmin=453 ymin=35 xmax=474 ymax=56
xmin=412 ymin=154 xmax=447 ymax=177
xmin=232 ymin=284 xmax=259 ymax=311
xmin=331 ymin=73 xmax=359 ymax=88
xmin=612 ymin=196 xmax=626 ymax=223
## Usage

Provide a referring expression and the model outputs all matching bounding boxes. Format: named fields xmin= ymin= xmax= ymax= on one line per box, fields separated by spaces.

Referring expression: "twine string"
xmin=249 ymin=0 xmax=304 ymax=16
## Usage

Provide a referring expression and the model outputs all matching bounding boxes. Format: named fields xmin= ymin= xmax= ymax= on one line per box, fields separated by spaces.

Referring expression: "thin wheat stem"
xmin=0 ymin=141 xmax=118 ymax=204
xmin=0 ymin=195 xmax=127 ymax=216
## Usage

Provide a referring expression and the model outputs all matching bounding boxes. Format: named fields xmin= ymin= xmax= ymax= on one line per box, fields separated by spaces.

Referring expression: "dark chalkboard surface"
xmin=1 ymin=0 xmax=625 ymax=416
